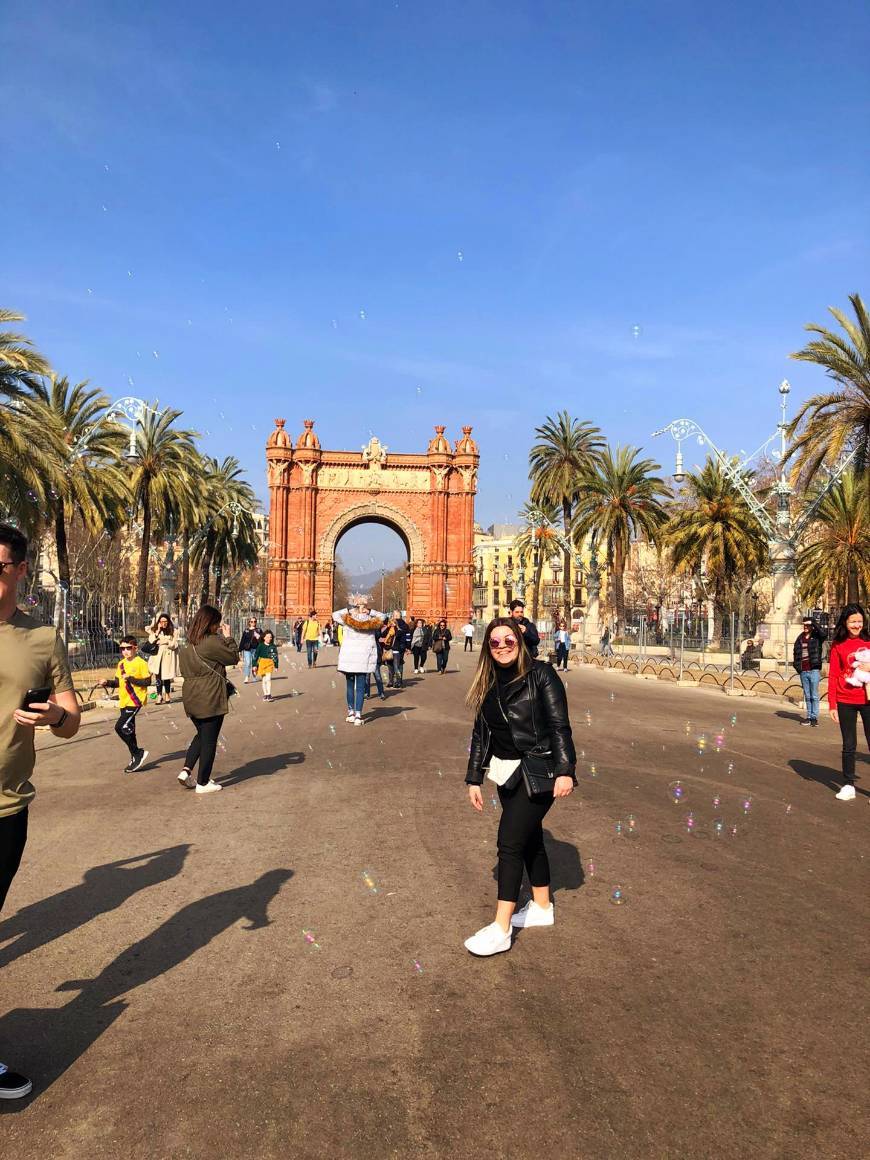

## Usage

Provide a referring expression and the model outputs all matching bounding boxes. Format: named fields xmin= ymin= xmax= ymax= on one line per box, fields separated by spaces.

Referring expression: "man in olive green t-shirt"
xmin=0 ymin=523 xmax=80 ymax=1101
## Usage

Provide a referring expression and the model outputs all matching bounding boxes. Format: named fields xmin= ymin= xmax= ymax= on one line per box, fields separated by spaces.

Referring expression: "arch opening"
xmin=334 ymin=519 xmax=410 ymax=613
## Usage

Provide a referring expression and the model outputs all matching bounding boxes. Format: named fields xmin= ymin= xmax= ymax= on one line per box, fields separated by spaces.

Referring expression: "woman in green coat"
xmin=177 ymin=605 xmax=240 ymax=794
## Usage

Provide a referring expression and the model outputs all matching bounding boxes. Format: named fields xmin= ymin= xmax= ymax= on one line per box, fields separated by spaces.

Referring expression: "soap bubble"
xmin=610 ymin=885 xmax=626 ymax=906
xmin=729 ymin=823 xmax=738 ymax=837
xmin=632 ymin=324 xmax=641 ymax=339
xmin=713 ymin=818 xmax=725 ymax=837
xmin=669 ymin=780 xmax=685 ymax=803
xmin=24 ymin=594 xmax=39 ymax=607
xmin=586 ymin=860 xmax=596 ymax=878
xmin=329 ymin=723 xmax=336 ymax=735
xmin=741 ymin=796 xmax=752 ymax=814
xmin=589 ymin=763 xmax=598 ymax=777
xmin=712 ymin=793 xmax=721 ymax=809
xmin=697 ymin=733 xmax=707 ymax=754
xmin=416 ymin=386 xmax=422 ymax=396
xmin=302 ymin=928 xmax=321 ymax=949
xmin=361 ymin=870 xmax=378 ymax=894
xmin=456 ymin=250 xmax=464 ymax=262
xmin=727 ymin=762 xmax=734 ymax=775
xmin=626 ymin=813 xmax=638 ymax=837
xmin=412 ymin=959 xmax=424 ymax=975
xmin=729 ymin=714 xmax=737 ymax=727
xmin=685 ymin=811 xmax=696 ymax=833
xmin=152 ymin=350 xmax=159 ymax=359
xmin=275 ymin=140 xmax=281 ymax=150
xmin=714 ymin=732 xmax=725 ymax=751
xmin=359 ymin=308 xmax=367 ymax=320
xmin=614 ymin=819 xmax=623 ymax=836
xmin=785 ymin=803 xmax=793 ymax=815
xmin=585 ymin=709 xmax=592 ymax=727
xmin=684 ymin=721 xmax=692 ymax=735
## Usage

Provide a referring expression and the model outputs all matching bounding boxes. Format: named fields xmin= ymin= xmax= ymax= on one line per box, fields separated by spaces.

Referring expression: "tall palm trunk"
xmin=135 ymin=489 xmax=152 ymax=628
xmin=613 ymin=541 xmax=626 ymax=635
xmin=561 ymin=498 xmax=572 ymax=624
xmin=530 ymin=553 xmax=545 ymax=621
xmin=54 ymin=505 xmax=71 ymax=591
xmin=180 ymin=530 xmax=191 ymax=624
xmin=214 ymin=567 xmax=223 ymax=604
xmin=199 ymin=541 xmax=212 ymax=608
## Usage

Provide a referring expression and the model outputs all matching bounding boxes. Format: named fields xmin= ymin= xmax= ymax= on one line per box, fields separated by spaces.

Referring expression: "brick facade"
xmin=265 ymin=421 xmax=479 ymax=624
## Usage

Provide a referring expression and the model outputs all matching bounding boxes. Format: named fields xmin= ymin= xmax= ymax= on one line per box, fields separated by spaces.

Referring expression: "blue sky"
xmin=4 ymin=0 xmax=868 ymax=570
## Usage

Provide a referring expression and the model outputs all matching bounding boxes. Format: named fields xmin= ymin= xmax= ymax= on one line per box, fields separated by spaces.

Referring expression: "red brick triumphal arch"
xmin=265 ymin=420 xmax=479 ymax=623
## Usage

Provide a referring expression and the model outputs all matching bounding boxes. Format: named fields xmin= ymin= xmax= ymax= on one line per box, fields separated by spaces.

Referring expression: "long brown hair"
xmin=187 ymin=605 xmax=221 ymax=645
xmin=465 ymin=617 xmax=533 ymax=716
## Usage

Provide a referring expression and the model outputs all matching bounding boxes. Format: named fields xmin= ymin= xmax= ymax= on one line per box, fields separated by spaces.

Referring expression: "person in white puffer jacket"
xmin=333 ymin=596 xmax=386 ymax=725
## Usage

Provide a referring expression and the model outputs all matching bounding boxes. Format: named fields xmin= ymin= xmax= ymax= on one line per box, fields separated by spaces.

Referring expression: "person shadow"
xmin=0 ymin=846 xmax=191 ymax=970
xmin=490 ymin=829 xmax=585 ymax=895
xmin=789 ymin=758 xmax=868 ymax=797
xmin=217 ymin=752 xmax=305 ymax=787
xmin=0 ymin=868 xmax=293 ymax=1109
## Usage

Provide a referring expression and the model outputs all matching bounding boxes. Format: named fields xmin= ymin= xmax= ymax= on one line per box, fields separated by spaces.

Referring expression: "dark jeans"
xmin=306 ymin=640 xmax=318 ymax=667
xmin=184 ymin=714 xmax=225 ymax=786
xmin=366 ymin=665 xmax=385 ymax=698
xmin=393 ymin=652 xmax=405 ymax=687
xmin=496 ymin=780 xmax=554 ymax=903
xmin=115 ymin=707 xmax=141 ymax=758
xmin=837 ymin=702 xmax=870 ymax=785
xmin=464 ymin=636 xmax=473 ymax=651
xmin=156 ymin=677 xmax=173 ymax=696
xmin=435 ymin=647 xmax=449 ymax=672
xmin=0 ymin=807 xmax=28 ymax=912
xmin=412 ymin=646 xmax=427 ymax=670
xmin=555 ymin=643 xmax=569 ymax=670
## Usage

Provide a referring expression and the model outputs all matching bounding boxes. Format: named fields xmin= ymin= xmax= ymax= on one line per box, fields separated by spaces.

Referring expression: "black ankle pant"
xmin=115 ymin=707 xmax=141 ymax=758
xmin=837 ymin=702 xmax=870 ymax=784
xmin=184 ymin=714 xmax=225 ymax=786
xmin=496 ymin=780 xmax=554 ymax=902
xmin=0 ymin=808 xmax=28 ymax=912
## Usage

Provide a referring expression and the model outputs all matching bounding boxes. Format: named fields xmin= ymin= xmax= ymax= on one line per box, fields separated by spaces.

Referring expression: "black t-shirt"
xmin=481 ymin=664 xmax=522 ymax=759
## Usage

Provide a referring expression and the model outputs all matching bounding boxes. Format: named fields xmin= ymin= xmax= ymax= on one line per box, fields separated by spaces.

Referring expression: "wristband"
xmin=52 ymin=707 xmax=69 ymax=730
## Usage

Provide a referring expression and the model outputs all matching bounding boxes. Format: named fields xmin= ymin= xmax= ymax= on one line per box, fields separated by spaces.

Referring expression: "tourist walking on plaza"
xmin=554 ymin=623 xmax=570 ymax=671
xmin=0 ymin=522 xmax=80 ymax=1099
xmin=792 ymin=615 xmax=826 ymax=726
xmin=461 ymin=620 xmax=475 ymax=651
xmin=146 ymin=613 xmax=179 ymax=702
xmin=379 ymin=617 xmax=399 ymax=687
xmin=239 ymin=617 xmax=262 ymax=683
xmin=463 ymin=617 xmax=576 ymax=956
xmin=508 ymin=598 xmax=540 ymax=658
xmin=366 ymin=632 xmax=388 ymax=701
xmin=411 ymin=618 xmax=430 ymax=673
xmin=177 ymin=605 xmax=240 ymax=794
xmin=599 ymin=625 xmax=614 ymax=657
xmin=393 ymin=612 xmax=411 ymax=687
xmin=302 ymin=610 xmax=320 ymax=668
xmin=432 ymin=619 xmax=452 ymax=673
xmin=827 ymin=603 xmax=870 ymax=802
xmin=292 ymin=616 xmax=304 ymax=653
xmin=333 ymin=597 xmax=386 ymax=725
xmin=254 ymin=630 xmax=279 ymax=701
xmin=97 ymin=635 xmax=153 ymax=772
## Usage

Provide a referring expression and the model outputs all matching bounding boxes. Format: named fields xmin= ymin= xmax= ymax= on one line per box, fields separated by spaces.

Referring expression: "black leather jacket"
xmin=792 ymin=624 xmax=826 ymax=672
xmin=466 ymin=661 xmax=577 ymax=785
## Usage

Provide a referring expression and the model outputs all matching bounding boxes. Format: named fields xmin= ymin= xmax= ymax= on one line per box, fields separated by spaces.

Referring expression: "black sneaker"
xmin=125 ymin=749 xmax=149 ymax=773
xmin=799 ymin=718 xmax=812 ymax=726
xmin=811 ymin=719 xmax=819 ymax=727
xmin=0 ymin=1063 xmax=33 ymax=1099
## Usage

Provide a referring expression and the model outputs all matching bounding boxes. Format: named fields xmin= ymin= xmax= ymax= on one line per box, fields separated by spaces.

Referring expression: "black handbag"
xmin=139 ymin=639 xmax=159 ymax=657
xmin=520 ymin=750 xmax=556 ymax=796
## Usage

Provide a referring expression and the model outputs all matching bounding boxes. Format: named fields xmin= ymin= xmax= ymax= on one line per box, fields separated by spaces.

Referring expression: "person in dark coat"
xmin=462 ymin=617 xmax=576 ymax=957
xmin=177 ymin=605 xmax=239 ymax=794
xmin=508 ymin=599 xmax=540 ymax=658
xmin=432 ymin=619 xmax=453 ymax=673
xmin=792 ymin=616 xmax=826 ymax=726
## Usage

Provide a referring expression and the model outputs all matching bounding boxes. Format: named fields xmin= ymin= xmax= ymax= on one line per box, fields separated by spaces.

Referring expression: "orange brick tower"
xmin=265 ymin=421 xmax=478 ymax=623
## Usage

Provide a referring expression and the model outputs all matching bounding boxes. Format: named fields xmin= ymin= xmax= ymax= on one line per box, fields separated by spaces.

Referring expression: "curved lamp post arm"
xmin=789 ymin=445 xmax=861 ymax=542
xmin=73 ymin=396 xmax=159 ymax=461
xmin=652 ymin=418 xmax=778 ymax=540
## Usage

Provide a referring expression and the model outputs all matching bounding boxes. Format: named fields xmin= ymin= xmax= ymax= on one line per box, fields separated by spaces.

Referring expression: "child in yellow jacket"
xmin=98 ymin=635 xmax=153 ymax=772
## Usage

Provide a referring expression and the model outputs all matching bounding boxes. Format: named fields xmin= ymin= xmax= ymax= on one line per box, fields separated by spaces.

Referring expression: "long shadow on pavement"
xmin=491 ymin=829 xmax=585 ymax=895
xmin=0 ymin=869 xmax=293 ymax=1110
xmin=363 ymin=706 xmax=416 ymax=723
xmin=789 ymin=757 xmax=868 ymax=797
xmin=217 ymin=752 xmax=305 ymax=787
xmin=0 ymin=846 xmax=191 ymax=970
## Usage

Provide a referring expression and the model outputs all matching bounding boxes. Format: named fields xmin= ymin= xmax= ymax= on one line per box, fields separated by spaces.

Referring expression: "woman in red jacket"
xmin=827 ymin=603 xmax=870 ymax=801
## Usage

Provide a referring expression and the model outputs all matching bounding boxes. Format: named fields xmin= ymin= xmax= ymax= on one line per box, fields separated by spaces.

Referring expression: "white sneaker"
xmin=345 ymin=712 xmax=355 ymax=723
xmin=835 ymin=784 xmax=856 ymax=801
xmin=177 ymin=770 xmax=194 ymax=787
xmin=195 ymin=780 xmax=223 ymax=794
xmin=354 ymin=715 xmax=364 ymax=726
xmin=510 ymin=900 xmax=554 ymax=929
xmin=464 ymin=922 xmax=512 ymax=956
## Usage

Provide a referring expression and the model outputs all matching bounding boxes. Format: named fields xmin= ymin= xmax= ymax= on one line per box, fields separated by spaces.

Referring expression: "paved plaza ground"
xmin=1 ymin=648 xmax=867 ymax=1159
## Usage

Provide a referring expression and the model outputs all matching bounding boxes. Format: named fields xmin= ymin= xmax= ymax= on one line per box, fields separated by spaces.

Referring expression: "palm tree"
xmin=22 ymin=376 xmax=129 ymax=592
xmin=786 ymin=293 xmax=870 ymax=481
xmin=0 ymin=310 xmax=54 ymax=533
xmin=797 ymin=471 xmax=869 ymax=606
xmin=664 ymin=457 xmax=768 ymax=643
xmin=190 ymin=457 xmax=258 ymax=608
xmin=572 ymin=446 xmax=670 ymax=634
xmin=513 ymin=500 xmax=562 ymax=621
xmin=529 ymin=411 xmax=604 ymax=622
xmin=129 ymin=408 xmax=198 ymax=626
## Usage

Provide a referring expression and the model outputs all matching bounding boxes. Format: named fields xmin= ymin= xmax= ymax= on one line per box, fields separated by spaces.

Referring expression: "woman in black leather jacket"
xmin=463 ymin=617 xmax=576 ymax=957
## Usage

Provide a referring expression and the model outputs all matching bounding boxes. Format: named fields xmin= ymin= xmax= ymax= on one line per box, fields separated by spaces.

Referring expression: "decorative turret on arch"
xmin=265 ymin=421 xmax=478 ymax=622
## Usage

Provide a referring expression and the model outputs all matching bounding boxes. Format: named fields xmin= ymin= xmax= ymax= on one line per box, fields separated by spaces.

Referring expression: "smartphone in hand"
xmin=22 ymin=687 xmax=52 ymax=712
